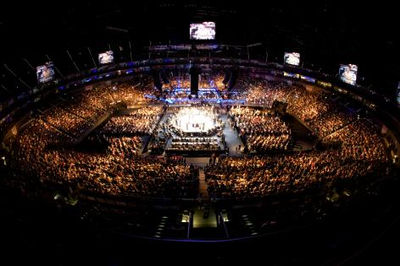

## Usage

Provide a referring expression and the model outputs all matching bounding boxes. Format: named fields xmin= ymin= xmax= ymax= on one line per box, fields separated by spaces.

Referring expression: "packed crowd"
xmin=39 ymin=77 xmax=158 ymax=141
xmin=163 ymin=73 xmax=224 ymax=103
xmin=321 ymin=119 xmax=387 ymax=161
xmin=41 ymin=106 xmax=90 ymax=137
xmin=205 ymin=117 xmax=389 ymax=198
xmin=235 ymin=77 xmax=355 ymax=139
xmin=100 ymin=106 xmax=163 ymax=135
xmin=167 ymin=73 xmax=225 ymax=91
xmin=229 ymin=106 xmax=291 ymax=152
xmin=106 ymin=136 xmax=143 ymax=158
xmin=8 ymin=77 xmax=200 ymax=198
xmin=167 ymin=137 xmax=222 ymax=152
xmin=5 ymin=73 xmax=392 ymax=201
xmin=107 ymin=80 xmax=157 ymax=108
xmin=199 ymin=73 xmax=226 ymax=91
xmin=12 ymin=117 xmax=197 ymax=198
xmin=168 ymin=74 xmax=191 ymax=90
xmin=200 ymin=77 xmax=389 ymax=199
xmin=309 ymin=110 xmax=355 ymax=137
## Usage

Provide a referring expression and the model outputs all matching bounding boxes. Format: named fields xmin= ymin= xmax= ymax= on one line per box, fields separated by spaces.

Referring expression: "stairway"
xmin=198 ymin=169 xmax=209 ymax=199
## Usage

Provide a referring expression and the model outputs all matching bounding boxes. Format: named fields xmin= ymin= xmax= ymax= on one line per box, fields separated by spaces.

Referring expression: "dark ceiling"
xmin=0 ymin=0 xmax=398 ymax=94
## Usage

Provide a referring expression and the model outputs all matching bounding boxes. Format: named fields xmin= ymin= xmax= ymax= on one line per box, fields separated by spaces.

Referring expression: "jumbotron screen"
xmin=339 ymin=64 xmax=358 ymax=85
xmin=98 ymin=50 xmax=114 ymax=64
xmin=190 ymin=22 xmax=216 ymax=40
xmin=36 ymin=62 xmax=55 ymax=83
xmin=284 ymin=52 xmax=300 ymax=66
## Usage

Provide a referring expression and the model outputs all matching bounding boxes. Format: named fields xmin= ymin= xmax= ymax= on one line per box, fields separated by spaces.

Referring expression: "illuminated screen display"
xmin=190 ymin=22 xmax=216 ymax=40
xmin=36 ymin=62 xmax=55 ymax=83
xmin=98 ymin=50 xmax=114 ymax=64
xmin=284 ymin=52 xmax=300 ymax=66
xmin=339 ymin=64 xmax=358 ymax=85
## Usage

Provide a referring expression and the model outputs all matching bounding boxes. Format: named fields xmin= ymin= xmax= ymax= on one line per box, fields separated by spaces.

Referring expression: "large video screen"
xmin=339 ymin=64 xmax=358 ymax=85
xmin=98 ymin=50 xmax=114 ymax=64
xmin=190 ymin=22 xmax=216 ymax=40
xmin=36 ymin=62 xmax=55 ymax=83
xmin=284 ymin=52 xmax=300 ymax=66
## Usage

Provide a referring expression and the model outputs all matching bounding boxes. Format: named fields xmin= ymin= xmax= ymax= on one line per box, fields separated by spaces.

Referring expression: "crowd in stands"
xmin=168 ymin=74 xmax=191 ymax=90
xmin=321 ymin=119 xmax=387 ymax=161
xmin=37 ymin=77 xmax=158 ymax=141
xmin=309 ymin=111 xmax=355 ymax=137
xmin=163 ymin=73 xmax=225 ymax=103
xmin=199 ymin=73 xmax=226 ymax=91
xmin=167 ymin=137 xmax=222 ymax=152
xmin=8 ymin=77 xmax=200 ymax=198
xmin=108 ymin=78 xmax=158 ymax=107
xmin=197 ymin=90 xmax=220 ymax=101
xmin=167 ymin=73 xmax=225 ymax=91
xmin=100 ymin=106 xmax=163 ymax=135
xmin=229 ymin=106 xmax=291 ymax=152
xmin=205 ymin=115 xmax=388 ymax=198
xmin=234 ymin=76 xmax=356 ymax=139
xmin=5 ymin=73 xmax=392 ymax=201
xmin=206 ymin=138 xmax=387 ymax=199
xmin=41 ymin=106 xmax=90 ymax=137
xmin=106 ymin=136 xmax=143 ymax=158
xmin=12 ymin=116 xmax=197 ymax=198
xmin=201 ymin=76 xmax=390 ymax=199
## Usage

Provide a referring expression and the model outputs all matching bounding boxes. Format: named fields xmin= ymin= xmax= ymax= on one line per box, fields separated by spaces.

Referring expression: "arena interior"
xmin=0 ymin=1 xmax=399 ymax=265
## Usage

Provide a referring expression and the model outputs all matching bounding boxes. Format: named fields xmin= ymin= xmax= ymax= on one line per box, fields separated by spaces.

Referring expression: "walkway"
xmin=198 ymin=169 xmax=209 ymax=200
xmin=221 ymin=114 xmax=244 ymax=157
xmin=193 ymin=206 xmax=217 ymax=229
xmin=74 ymin=111 xmax=113 ymax=144
xmin=282 ymin=114 xmax=317 ymax=151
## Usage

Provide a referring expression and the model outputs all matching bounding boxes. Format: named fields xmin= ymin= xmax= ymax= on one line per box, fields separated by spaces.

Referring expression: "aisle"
xmin=221 ymin=114 xmax=244 ymax=157
xmin=198 ymin=169 xmax=209 ymax=199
